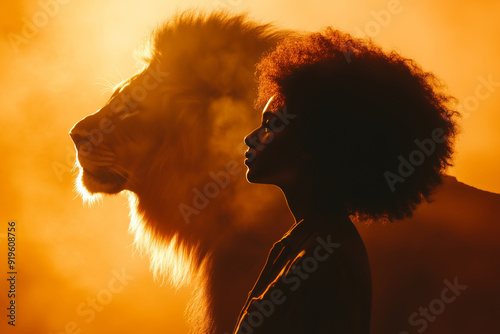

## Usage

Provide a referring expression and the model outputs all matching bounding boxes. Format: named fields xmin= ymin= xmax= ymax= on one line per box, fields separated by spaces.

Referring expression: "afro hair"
xmin=255 ymin=28 xmax=460 ymax=221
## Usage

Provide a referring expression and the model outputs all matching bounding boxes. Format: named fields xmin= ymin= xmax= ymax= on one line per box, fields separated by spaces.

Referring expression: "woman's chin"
xmin=246 ymin=168 xmax=274 ymax=185
xmin=245 ymin=169 xmax=256 ymax=183
xmin=245 ymin=168 xmax=262 ymax=184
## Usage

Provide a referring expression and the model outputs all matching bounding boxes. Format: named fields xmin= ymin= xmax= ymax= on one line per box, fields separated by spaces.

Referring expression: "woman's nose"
xmin=244 ymin=128 xmax=259 ymax=148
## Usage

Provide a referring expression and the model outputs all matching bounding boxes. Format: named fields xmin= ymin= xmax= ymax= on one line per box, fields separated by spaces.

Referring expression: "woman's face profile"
xmin=244 ymin=97 xmax=303 ymax=187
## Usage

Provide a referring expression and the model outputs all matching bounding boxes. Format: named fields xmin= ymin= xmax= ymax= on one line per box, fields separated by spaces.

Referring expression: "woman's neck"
xmin=279 ymin=179 xmax=348 ymax=225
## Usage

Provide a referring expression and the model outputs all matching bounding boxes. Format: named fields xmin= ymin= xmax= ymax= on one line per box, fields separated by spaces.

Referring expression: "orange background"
xmin=1 ymin=0 xmax=499 ymax=333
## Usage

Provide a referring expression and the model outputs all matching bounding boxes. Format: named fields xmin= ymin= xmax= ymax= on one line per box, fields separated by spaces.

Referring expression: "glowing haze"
xmin=0 ymin=0 xmax=498 ymax=333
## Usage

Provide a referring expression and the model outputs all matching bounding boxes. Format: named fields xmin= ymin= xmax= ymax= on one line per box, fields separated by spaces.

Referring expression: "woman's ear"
xmin=298 ymin=139 xmax=313 ymax=161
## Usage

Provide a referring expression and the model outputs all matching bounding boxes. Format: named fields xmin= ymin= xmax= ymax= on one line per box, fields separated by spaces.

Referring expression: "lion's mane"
xmin=125 ymin=12 xmax=290 ymax=333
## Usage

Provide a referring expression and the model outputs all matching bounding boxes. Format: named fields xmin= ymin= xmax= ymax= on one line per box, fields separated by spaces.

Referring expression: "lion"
xmin=70 ymin=11 xmax=292 ymax=333
xmin=70 ymin=9 xmax=500 ymax=334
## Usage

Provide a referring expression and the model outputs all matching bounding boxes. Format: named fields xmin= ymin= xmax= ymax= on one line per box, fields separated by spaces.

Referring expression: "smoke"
xmin=1 ymin=0 xmax=499 ymax=333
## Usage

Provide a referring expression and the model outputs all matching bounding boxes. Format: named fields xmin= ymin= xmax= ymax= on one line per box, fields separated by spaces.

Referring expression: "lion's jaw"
xmin=70 ymin=70 xmax=168 ymax=197
xmin=74 ymin=143 xmax=127 ymax=194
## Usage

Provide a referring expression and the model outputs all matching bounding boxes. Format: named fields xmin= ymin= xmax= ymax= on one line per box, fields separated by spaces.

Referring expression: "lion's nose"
xmin=69 ymin=131 xmax=86 ymax=150
xmin=69 ymin=120 xmax=87 ymax=147
xmin=69 ymin=113 xmax=100 ymax=149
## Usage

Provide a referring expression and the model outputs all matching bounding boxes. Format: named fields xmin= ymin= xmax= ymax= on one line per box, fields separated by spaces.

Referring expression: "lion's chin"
xmin=80 ymin=168 xmax=127 ymax=195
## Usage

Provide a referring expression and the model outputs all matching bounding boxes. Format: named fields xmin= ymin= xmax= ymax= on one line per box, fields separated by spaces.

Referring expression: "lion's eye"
xmin=110 ymin=100 xmax=140 ymax=120
xmin=119 ymin=109 xmax=140 ymax=120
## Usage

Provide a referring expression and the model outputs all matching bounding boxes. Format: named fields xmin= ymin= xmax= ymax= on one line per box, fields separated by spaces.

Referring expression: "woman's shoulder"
xmin=302 ymin=215 xmax=368 ymax=257
xmin=297 ymin=216 xmax=371 ymax=287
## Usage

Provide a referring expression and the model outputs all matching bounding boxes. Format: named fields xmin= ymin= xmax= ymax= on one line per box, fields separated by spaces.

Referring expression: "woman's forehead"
xmin=261 ymin=95 xmax=287 ymax=116
xmin=261 ymin=95 xmax=275 ymax=115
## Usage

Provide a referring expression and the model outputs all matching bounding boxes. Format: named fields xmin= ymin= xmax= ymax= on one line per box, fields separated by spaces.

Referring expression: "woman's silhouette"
xmin=233 ymin=28 xmax=459 ymax=333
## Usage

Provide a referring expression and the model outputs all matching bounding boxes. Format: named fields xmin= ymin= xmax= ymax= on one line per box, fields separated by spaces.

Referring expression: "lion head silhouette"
xmin=70 ymin=12 xmax=291 ymax=333
xmin=68 ymin=10 xmax=490 ymax=334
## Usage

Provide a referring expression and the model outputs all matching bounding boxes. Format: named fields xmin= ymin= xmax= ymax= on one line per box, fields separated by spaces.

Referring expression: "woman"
xmin=233 ymin=28 xmax=458 ymax=333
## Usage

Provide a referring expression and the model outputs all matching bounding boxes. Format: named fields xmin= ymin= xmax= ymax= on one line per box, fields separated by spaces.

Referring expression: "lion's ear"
xmin=174 ymin=96 xmax=205 ymax=116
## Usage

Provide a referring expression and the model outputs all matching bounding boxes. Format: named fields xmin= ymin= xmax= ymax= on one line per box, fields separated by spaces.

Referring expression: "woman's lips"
xmin=244 ymin=150 xmax=256 ymax=166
